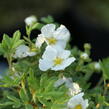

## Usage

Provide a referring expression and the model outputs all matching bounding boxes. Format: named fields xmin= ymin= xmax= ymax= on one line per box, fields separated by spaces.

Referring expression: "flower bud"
xmin=80 ymin=53 xmax=89 ymax=60
xmin=84 ymin=43 xmax=91 ymax=50
xmin=24 ymin=15 xmax=37 ymax=26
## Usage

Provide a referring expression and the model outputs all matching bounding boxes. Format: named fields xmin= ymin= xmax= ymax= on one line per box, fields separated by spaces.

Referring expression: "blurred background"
xmin=0 ymin=0 xmax=109 ymax=73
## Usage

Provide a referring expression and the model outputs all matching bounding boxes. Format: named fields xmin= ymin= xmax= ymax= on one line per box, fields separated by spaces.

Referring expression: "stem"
xmin=27 ymin=27 xmax=32 ymax=40
xmin=84 ymin=71 xmax=93 ymax=81
xmin=103 ymin=79 xmax=107 ymax=96
xmin=7 ymin=54 xmax=12 ymax=72
xmin=97 ymin=77 xmax=103 ymax=86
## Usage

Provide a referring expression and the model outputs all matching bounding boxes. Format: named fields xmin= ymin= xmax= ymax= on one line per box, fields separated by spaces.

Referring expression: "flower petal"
xmin=82 ymin=99 xmax=89 ymax=109
xmin=42 ymin=46 xmax=57 ymax=60
xmin=27 ymin=52 xmax=36 ymax=56
xmin=51 ymin=57 xmax=76 ymax=71
xmin=13 ymin=45 xmax=29 ymax=58
xmin=41 ymin=24 xmax=56 ymax=37
xmin=67 ymin=92 xmax=85 ymax=108
xmin=54 ymin=40 xmax=67 ymax=49
xmin=39 ymin=59 xmax=53 ymax=71
xmin=54 ymin=78 xmax=65 ymax=87
xmin=54 ymin=25 xmax=70 ymax=41
xmin=35 ymin=34 xmax=45 ymax=48
xmin=59 ymin=50 xmax=71 ymax=59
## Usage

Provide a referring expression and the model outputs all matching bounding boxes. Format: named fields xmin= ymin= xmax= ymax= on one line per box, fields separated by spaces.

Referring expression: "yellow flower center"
xmin=53 ymin=57 xmax=63 ymax=65
xmin=74 ymin=104 xmax=82 ymax=109
xmin=47 ymin=37 xmax=57 ymax=45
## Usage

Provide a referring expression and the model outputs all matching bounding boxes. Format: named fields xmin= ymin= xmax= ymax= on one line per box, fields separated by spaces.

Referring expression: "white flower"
xmin=13 ymin=45 xmax=36 ymax=58
xmin=39 ymin=46 xmax=76 ymax=71
xmin=54 ymin=76 xmax=72 ymax=88
xmin=24 ymin=15 xmax=37 ymax=26
xmin=54 ymin=76 xmax=81 ymax=96
xmin=80 ymin=53 xmax=88 ymax=60
xmin=67 ymin=93 xmax=89 ymax=109
xmin=38 ymin=24 xmax=70 ymax=49
xmin=94 ymin=62 xmax=101 ymax=70
xmin=68 ymin=83 xmax=81 ymax=96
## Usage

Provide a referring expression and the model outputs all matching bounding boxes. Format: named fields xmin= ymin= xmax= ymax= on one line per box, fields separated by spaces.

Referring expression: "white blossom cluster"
xmin=14 ymin=16 xmax=76 ymax=71
xmin=54 ymin=76 xmax=89 ymax=109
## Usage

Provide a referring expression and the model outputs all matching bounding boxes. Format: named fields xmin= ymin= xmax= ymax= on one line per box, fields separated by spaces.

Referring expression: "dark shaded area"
xmin=56 ymin=10 xmax=109 ymax=60
xmin=0 ymin=0 xmax=109 ymax=60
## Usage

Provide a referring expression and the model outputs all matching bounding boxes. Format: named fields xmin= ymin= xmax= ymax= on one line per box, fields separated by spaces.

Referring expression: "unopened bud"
xmin=84 ymin=43 xmax=91 ymax=50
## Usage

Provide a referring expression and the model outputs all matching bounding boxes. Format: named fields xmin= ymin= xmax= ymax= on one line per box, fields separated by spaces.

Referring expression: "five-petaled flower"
xmin=38 ymin=24 xmax=70 ymax=49
xmin=39 ymin=46 xmax=76 ymax=71
xmin=67 ymin=93 xmax=89 ymax=109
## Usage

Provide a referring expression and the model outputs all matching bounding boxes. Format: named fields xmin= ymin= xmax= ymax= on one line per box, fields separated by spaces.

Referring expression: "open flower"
xmin=54 ymin=76 xmax=81 ymax=96
xmin=13 ymin=45 xmax=36 ymax=58
xmin=24 ymin=15 xmax=37 ymax=26
xmin=68 ymin=83 xmax=81 ymax=96
xmin=67 ymin=93 xmax=89 ymax=109
xmin=39 ymin=46 xmax=76 ymax=71
xmin=38 ymin=24 xmax=70 ymax=49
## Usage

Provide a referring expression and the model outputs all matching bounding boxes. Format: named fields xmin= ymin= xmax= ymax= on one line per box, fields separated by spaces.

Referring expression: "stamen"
xmin=54 ymin=57 xmax=63 ymax=65
xmin=74 ymin=104 xmax=82 ymax=109
xmin=47 ymin=37 xmax=57 ymax=45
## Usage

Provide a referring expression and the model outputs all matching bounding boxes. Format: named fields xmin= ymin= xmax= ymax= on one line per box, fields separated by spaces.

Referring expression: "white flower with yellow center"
xmin=24 ymin=15 xmax=37 ymax=26
xmin=39 ymin=46 xmax=76 ymax=71
xmin=67 ymin=93 xmax=89 ymax=109
xmin=38 ymin=24 xmax=70 ymax=49
xmin=13 ymin=45 xmax=36 ymax=58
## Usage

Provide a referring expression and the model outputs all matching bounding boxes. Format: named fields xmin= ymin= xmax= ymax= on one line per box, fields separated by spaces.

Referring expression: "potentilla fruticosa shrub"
xmin=0 ymin=15 xmax=109 ymax=109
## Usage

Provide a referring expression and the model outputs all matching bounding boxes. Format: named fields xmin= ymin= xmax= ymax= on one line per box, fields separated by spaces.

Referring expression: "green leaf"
xmin=0 ymin=43 xmax=5 ymax=55
xmin=0 ymin=31 xmax=24 ymax=57
xmin=28 ymin=69 xmax=40 ymax=90
xmin=0 ymin=101 xmax=13 ymax=107
xmin=31 ymin=23 xmax=44 ymax=30
xmin=19 ymin=88 xmax=29 ymax=102
xmin=12 ymin=30 xmax=23 ymax=49
xmin=100 ymin=58 xmax=109 ymax=80
xmin=13 ymin=30 xmax=21 ymax=40
xmin=51 ymin=104 xmax=65 ymax=109
xmin=7 ymin=95 xmax=22 ymax=108
xmin=41 ymin=15 xmax=54 ymax=24
xmin=25 ymin=104 xmax=33 ymax=109
xmin=98 ymin=95 xmax=105 ymax=104
xmin=3 ymin=34 xmax=12 ymax=49
xmin=40 ymin=74 xmax=48 ymax=89
xmin=0 ymin=73 xmax=24 ymax=87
